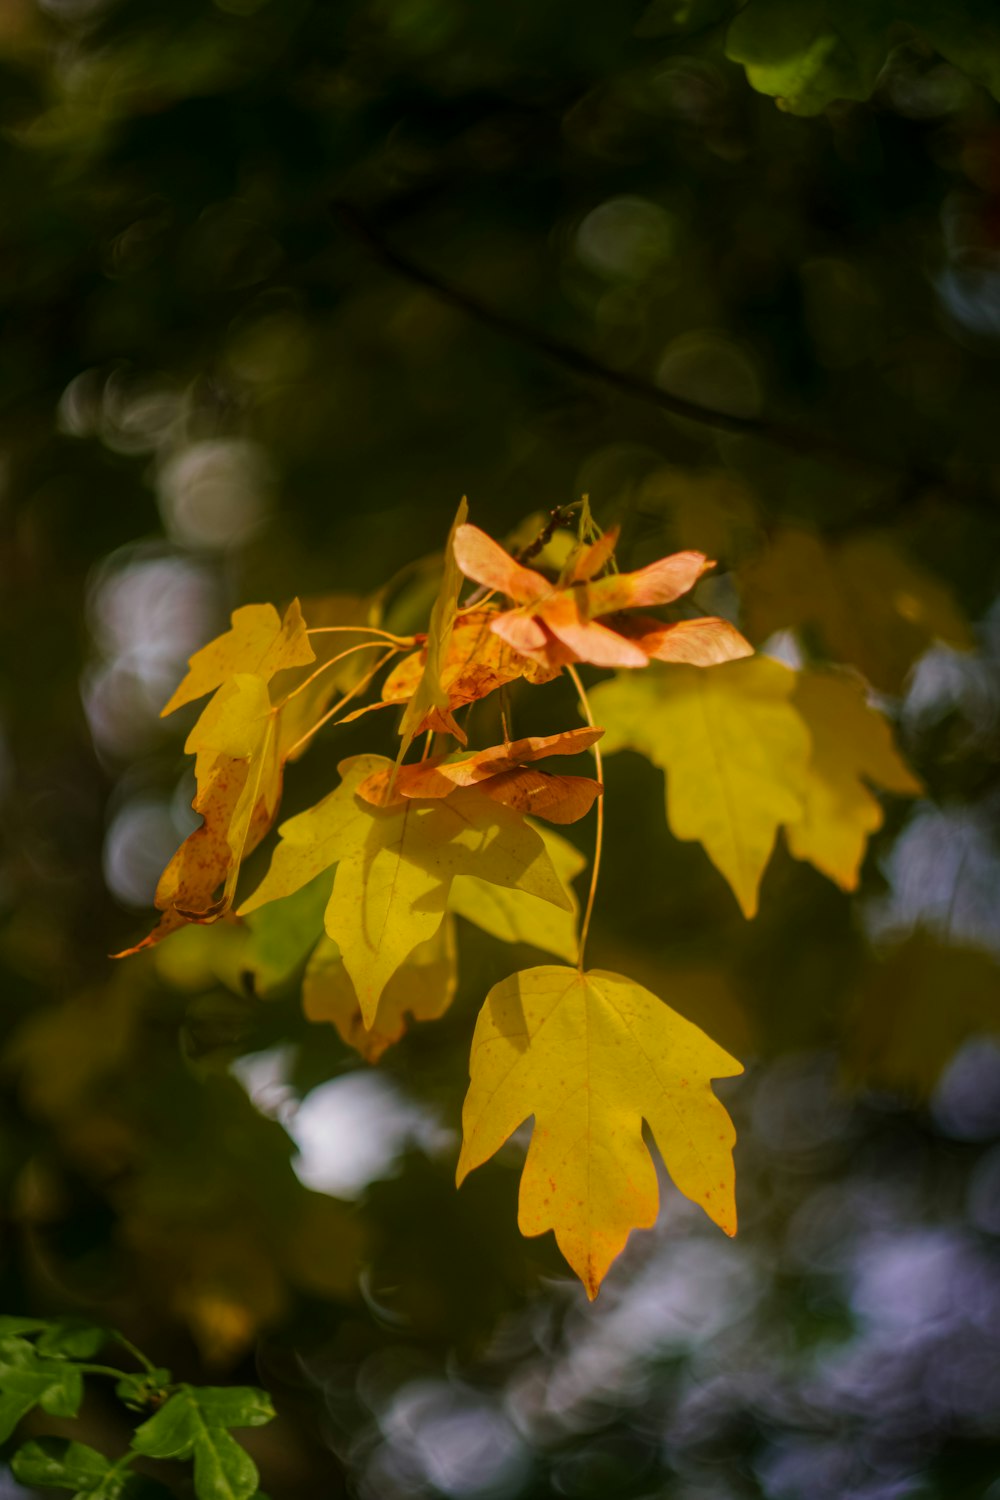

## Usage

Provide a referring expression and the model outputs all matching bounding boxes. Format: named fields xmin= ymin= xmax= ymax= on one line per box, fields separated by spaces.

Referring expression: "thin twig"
xmin=566 ymin=664 xmax=603 ymax=973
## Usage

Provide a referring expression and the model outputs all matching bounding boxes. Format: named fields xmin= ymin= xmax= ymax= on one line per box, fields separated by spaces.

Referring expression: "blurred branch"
xmin=333 ymin=201 xmax=935 ymax=490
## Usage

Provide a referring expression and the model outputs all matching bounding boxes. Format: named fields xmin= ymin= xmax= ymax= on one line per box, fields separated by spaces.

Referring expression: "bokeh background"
xmin=2 ymin=0 xmax=1000 ymax=1496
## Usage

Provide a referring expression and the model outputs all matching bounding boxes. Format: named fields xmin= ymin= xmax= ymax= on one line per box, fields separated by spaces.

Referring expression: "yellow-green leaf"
xmin=240 ymin=756 xmax=573 ymax=1021
xmin=449 ymin=824 xmax=586 ymax=963
xmin=237 ymin=755 xmax=379 ymax=914
xmin=786 ymin=670 xmax=923 ymax=889
xmin=184 ymin=675 xmax=280 ymax=912
xmin=162 ymin=600 xmax=314 ymax=716
xmin=457 ymin=965 xmax=743 ymax=1298
xmin=303 ymin=918 xmax=457 ymax=1061
xmin=591 ymin=657 xmax=810 ymax=917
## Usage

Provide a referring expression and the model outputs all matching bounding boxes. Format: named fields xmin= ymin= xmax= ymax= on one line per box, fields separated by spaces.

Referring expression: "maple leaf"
xmin=303 ymin=917 xmax=457 ymax=1062
xmin=356 ymin=727 xmax=604 ymax=825
xmin=740 ymin=528 xmax=970 ymax=693
xmin=239 ymin=755 xmax=573 ymax=1022
xmin=785 ymin=670 xmax=923 ymax=890
xmin=457 ymin=965 xmax=743 ymax=1297
xmin=395 ymin=497 xmax=469 ymax=749
xmin=591 ymin=658 xmax=923 ymax=914
xmin=453 ymin=522 xmax=750 ymax=671
xmin=591 ymin=657 xmax=810 ymax=917
xmin=161 ymin=600 xmax=315 ymax=716
xmin=116 ymin=675 xmax=282 ymax=955
xmin=116 ymin=599 xmax=327 ymax=956
xmin=449 ymin=823 xmax=586 ymax=963
xmin=118 ymin=593 xmax=408 ymax=957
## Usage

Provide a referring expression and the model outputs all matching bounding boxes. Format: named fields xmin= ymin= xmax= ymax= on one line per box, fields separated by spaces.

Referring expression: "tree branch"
xmin=333 ymin=201 xmax=908 ymax=482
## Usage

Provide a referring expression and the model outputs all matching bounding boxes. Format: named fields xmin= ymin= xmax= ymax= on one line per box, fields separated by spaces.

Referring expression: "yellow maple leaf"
xmin=449 ymin=823 xmax=586 ymax=964
xmin=303 ymin=917 xmax=458 ymax=1062
xmin=786 ymin=670 xmax=923 ymax=889
xmin=161 ymin=599 xmax=315 ymax=716
xmin=239 ymin=755 xmax=573 ymax=1023
xmin=591 ymin=657 xmax=810 ymax=917
xmin=740 ymin=529 xmax=970 ymax=692
xmin=119 ymin=598 xmax=340 ymax=954
xmin=457 ymin=965 xmax=743 ymax=1298
xmin=116 ymin=676 xmax=280 ymax=954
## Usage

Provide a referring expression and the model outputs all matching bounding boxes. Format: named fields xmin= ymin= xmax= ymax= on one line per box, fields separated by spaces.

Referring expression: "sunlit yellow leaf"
xmin=786 ymin=670 xmax=923 ymax=889
xmin=591 ymin=657 xmax=809 ymax=917
xmin=303 ymin=917 xmax=458 ymax=1061
xmin=449 ymin=823 xmax=586 ymax=963
xmin=183 ymin=680 xmax=277 ymax=886
xmin=457 ymin=966 xmax=742 ymax=1298
xmin=162 ymin=600 xmax=314 ymax=716
xmin=116 ymin=677 xmax=286 ymax=954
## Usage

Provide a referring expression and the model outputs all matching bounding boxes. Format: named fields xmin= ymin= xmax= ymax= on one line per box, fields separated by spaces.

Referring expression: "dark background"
xmin=1 ymin=1 xmax=1000 ymax=1496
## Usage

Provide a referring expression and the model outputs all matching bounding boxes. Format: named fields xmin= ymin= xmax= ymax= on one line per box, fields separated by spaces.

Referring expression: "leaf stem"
xmin=113 ymin=1334 xmax=156 ymax=1373
xmin=283 ymin=646 xmax=398 ymax=759
xmin=566 ymin=664 xmax=603 ymax=973
xmin=276 ymin=640 xmax=393 ymax=709
xmin=306 ymin=625 xmax=415 ymax=646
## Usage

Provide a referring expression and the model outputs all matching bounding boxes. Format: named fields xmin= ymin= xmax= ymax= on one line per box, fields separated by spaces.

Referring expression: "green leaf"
xmin=0 ymin=1317 xmax=48 ymax=1338
xmin=0 ymin=1391 xmax=38 ymax=1443
xmin=0 ymin=1332 xmax=41 ymax=1369
xmin=242 ymin=872 xmax=329 ymax=995
xmin=726 ymin=0 xmax=891 ymax=115
xmin=37 ymin=1319 xmax=109 ymax=1360
xmin=131 ymin=1386 xmax=270 ymax=1500
xmin=191 ymin=1427 xmax=260 ymax=1500
xmin=188 ymin=1388 xmax=275 ymax=1429
xmin=724 ymin=0 xmax=1000 ymax=115
xmin=12 ymin=1437 xmax=111 ymax=1491
xmin=0 ymin=1360 xmax=84 ymax=1419
xmin=131 ymin=1391 xmax=200 ymax=1460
